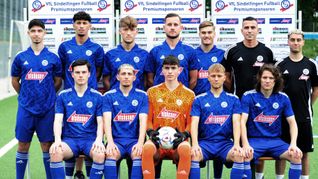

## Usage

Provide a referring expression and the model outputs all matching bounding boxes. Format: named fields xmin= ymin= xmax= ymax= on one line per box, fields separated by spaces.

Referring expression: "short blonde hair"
xmin=117 ymin=64 xmax=135 ymax=74
xmin=208 ymin=64 xmax=225 ymax=74
xmin=288 ymin=29 xmax=304 ymax=39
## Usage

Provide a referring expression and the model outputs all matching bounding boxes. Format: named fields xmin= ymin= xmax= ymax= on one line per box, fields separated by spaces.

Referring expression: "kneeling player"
xmin=190 ymin=64 xmax=249 ymax=179
xmin=241 ymin=64 xmax=302 ymax=179
xmin=142 ymin=55 xmax=195 ymax=179
xmin=49 ymin=60 xmax=105 ymax=179
xmin=103 ymin=64 xmax=148 ymax=179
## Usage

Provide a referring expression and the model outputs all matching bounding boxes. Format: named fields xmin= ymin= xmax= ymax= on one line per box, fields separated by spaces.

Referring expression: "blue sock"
xmin=289 ymin=163 xmax=302 ymax=179
xmin=85 ymin=159 xmax=93 ymax=177
xmin=64 ymin=157 xmax=75 ymax=177
xmin=42 ymin=152 xmax=51 ymax=179
xmin=189 ymin=161 xmax=200 ymax=179
xmin=89 ymin=162 xmax=104 ymax=179
xmin=131 ymin=159 xmax=142 ymax=179
xmin=213 ymin=158 xmax=223 ymax=178
xmin=231 ymin=162 xmax=244 ymax=179
xmin=50 ymin=161 xmax=65 ymax=179
xmin=104 ymin=159 xmax=117 ymax=179
xmin=243 ymin=161 xmax=252 ymax=179
xmin=16 ymin=152 xmax=29 ymax=179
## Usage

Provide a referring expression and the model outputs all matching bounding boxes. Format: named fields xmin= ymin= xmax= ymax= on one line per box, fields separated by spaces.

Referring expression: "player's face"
xmin=72 ymin=65 xmax=90 ymax=86
xmin=120 ymin=27 xmax=138 ymax=45
xmin=73 ymin=20 xmax=91 ymax=37
xmin=208 ymin=71 xmax=225 ymax=89
xmin=28 ymin=26 xmax=46 ymax=45
xmin=117 ymin=67 xmax=136 ymax=88
xmin=241 ymin=20 xmax=258 ymax=41
xmin=163 ymin=16 xmax=183 ymax=39
xmin=288 ymin=33 xmax=304 ymax=54
xmin=260 ymin=70 xmax=275 ymax=91
xmin=162 ymin=64 xmax=180 ymax=81
xmin=199 ymin=26 xmax=215 ymax=46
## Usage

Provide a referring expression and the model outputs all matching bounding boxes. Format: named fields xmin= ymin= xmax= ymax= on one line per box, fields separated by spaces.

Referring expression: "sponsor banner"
xmin=211 ymin=0 xmax=296 ymax=60
xmin=28 ymin=0 xmax=115 ymax=52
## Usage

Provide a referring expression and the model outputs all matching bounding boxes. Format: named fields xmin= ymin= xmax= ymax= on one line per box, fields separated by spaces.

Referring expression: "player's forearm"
xmin=287 ymin=116 xmax=298 ymax=146
xmin=146 ymin=73 xmax=154 ymax=88
xmin=95 ymin=116 xmax=104 ymax=143
xmin=240 ymin=114 xmax=249 ymax=146
xmin=103 ymin=75 xmax=110 ymax=91
xmin=232 ymin=114 xmax=241 ymax=146
xmin=105 ymin=119 xmax=114 ymax=144
xmin=11 ymin=77 xmax=20 ymax=93
xmin=54 ymin=77 xmax=62 ymax=92
xmin=311 ymin=87 xmax=318 ymax=105
xmin=96 ymin=67 xmax=102 ymax=82
xmin=138 ymin=114 xmax=147 ymax=144
xmin=191 ymin=117 xmax=199 ymax=146
xmin=189 ymin=70 xmax=198 ymax=90
xmin=224 ymin=72 xmax=232 ymax=92
xmin=53 ymin=114 xmax=63 ymax=142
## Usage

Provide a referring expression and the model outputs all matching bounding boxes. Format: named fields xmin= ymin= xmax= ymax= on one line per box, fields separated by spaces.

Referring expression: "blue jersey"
xmin=103 ymin=44 xmax=149 ymax=90
xmin=145 ymin=40 xmax=199 ymax=87
xmin=241 ymin=90 xmax=294 ymax=138
xmin=191 ymin=91 xmax=241 ymax=140
xmin=11 ymin=47 xmax=62 ymax=116
xmin=55 ymin=87 xmax=103 ymax=139
xmin=102 ymin=87 xmax=148 ymax=139
xmin=193 ymin=46 xmax=225 ymax=95
xmin=58 ymin=37 xmax=104 ymax=89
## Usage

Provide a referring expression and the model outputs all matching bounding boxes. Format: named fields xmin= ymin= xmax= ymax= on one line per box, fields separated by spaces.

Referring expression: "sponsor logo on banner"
xmin=32 ymin=0 xmax=45 ymax=12
xmin=97 ymin=0 xmax=111 ymax=12
xmin=253 ymin=112 xmax=278 ymax=126
xmin=272 ymin=27 xmax=289 ymax=34
xmin=214 ymin=0 xmax=228 ymax=12
xmin=280 ymin=0 xmax=293 ymax=12
xmin=204 ymin=113 xmax=229 ymax=126
xmin=189 ymin=0 xmax=202 ymax=12
xmin=40 ymin=19 xmax=56 ymax=24
xmin=216 ymin=18 xmax=238 ymax=24
xmin=137 ymin=18 xmax=148 ymax=24
xmin=219 ymin=27 xmax=235 ymax=34
xmin=270 ymin=18 xmax=292 ymax=24
xmin=124 ymin=0 xmax=137 ymax=12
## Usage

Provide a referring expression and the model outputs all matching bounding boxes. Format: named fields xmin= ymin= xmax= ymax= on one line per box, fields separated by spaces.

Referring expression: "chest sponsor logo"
xmin=25 ymin=69 xmax=48 ymax=83
xmin=198 ymin=68 xmax=208 ymax=79
xmin=68 ymin=60 xmax=75 ymax=72
xmin=67 ymin=111 xmax=92 ymax=125
xmin=157 ymin=107 xmax=180 ymax=120
xmin=113 ymin=111 xmax=137 ymax=124
xmin=253 ymin=112 xmax=279 ymax=126
xmin=133 ymin=69 xmax=139 ymax=76
xmin=204 ymin=113 xmax=229 ymax=126
xmin=253 ymin=61 xmax=264 ymax=67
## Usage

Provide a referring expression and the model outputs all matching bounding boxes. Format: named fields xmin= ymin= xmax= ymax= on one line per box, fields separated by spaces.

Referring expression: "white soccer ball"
xmin=158 ymin=126 xmax=177 ymax=149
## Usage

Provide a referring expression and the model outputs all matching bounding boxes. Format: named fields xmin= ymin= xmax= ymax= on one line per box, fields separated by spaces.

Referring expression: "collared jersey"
xmin=222 ymin=42 xmax=274 ymax=98
xmin=102 ymin=87 xmax=148 ymax=139
xmin=55 ymin=87 xmax=103 ymax=139
xmin=241 ymin=90 xmax=294 ymax=138
xmin=11 ymin=47 xmax=62 ymax=116
xmin=147 ymin=83 xmax=195 ymax=132
xmin=194 ymin=46 xmax=225 ymax=95
xmin=145 ymin=40 xmax=199 ymax=87
xmin=103 ymin=44 xmax=149 ymax=90
xmin=58 ymin=37 xmax=104 ymax=89
xmin=191 ymin=91 xmax=241 ymax=140
xmin=276 ymin=56 xmax=318 ymax=123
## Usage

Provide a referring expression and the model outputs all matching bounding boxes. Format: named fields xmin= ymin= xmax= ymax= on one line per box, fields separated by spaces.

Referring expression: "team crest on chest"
xmin=253 ymin=55 xmax=264 ymax=67
xmin=299 ymin=68 xmax=310 ymax=80
xmin=221 ymin=101 xmax=228 ymax=108
xmin=211 ymin=56 xmax=217 ymax=63
xmin=86 ymin=101 xmax=93 ymax=108
xmin=86 ymin=50 xmax=92 ymax=56
xmin=178 ymin=54 xmax=184 ymax=60
xmin=134 ymin=56 xmax=140 ymax=63
xmin=272 ymin=102 xmax=279 ymax=109
xmin=132 ymin=100 xmax=138 ymax=106
xmin=42 ymin=60 xmax=48 ymax=66
xmin=176 ymin=99 xmax=183 ymax=106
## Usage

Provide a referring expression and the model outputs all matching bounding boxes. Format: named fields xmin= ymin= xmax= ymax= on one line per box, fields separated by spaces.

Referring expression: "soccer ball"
xmin=158 ymin=126 xmax=177 ymax=149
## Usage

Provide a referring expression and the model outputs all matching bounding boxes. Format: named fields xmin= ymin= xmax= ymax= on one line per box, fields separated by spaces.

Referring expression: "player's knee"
xmin=177 ymin=143 xmax=191 ymax=158
xmin=50 ymin=151 xmax=64 ymax=162
xmin=17 ymin=142 xmax=31 ymax=152
xmin=106 ymin=151 xmax=120 ymax=161
xmin=142 ymin=142 xmax=156 ymax=159
xmin=92 ymin=152 xmax=105 ymax=163
xmin=40 ymin=142 xmax=52 ymax=152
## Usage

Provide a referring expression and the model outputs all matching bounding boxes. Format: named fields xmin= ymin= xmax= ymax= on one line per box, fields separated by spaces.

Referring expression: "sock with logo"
xmin=289 ymin=163 xmax=302 ymax=179
xmin=16 ymin=152 xmax=29 ymax=179
xmin=104 ymin=159 xmax=117 ymax=179
xmin=50 ymin=161 xmax=65 ymax=179
xmin=85 ymin=159 xmax=93 ymax=177
xmin=189 ymin=161 xmax=200 ymax=179
xmin=42 ymin=152 xmax=51 ymax=179
xmin=243 ymin=161 xmax=252 ymax=179
xmin=64 ymin=157 xmax=75 ymax=177
xmin=231 ymin=162 xmax=244 ymax=179
xmin=89 ymin=162 xmax=104 ymax=179
xmin=131 ymin=158 xmax=142 ymax=179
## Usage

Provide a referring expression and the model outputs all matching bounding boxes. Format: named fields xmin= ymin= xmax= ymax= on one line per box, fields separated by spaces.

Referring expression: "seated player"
xmin=49 ymin=60 xmax=105 ymax=179
xmin=190 ymin=64 xmax=249 ymax=179
xmin=142 ymin=55 xmax=195 ymax=179
xmin=240 ymin=64 xmax=303 ymax=179
xmin=103 ymin=64 xmax=148 ymax=179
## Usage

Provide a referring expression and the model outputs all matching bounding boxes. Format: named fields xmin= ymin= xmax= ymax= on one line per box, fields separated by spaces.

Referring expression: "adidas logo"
xmin=204 ymin=103 xmax=210 ymax=107
xmin=157 ymin=98 xmax=163 ymax=102
xmin=113 ymin=101 xmax=119 ymax=105
xmin=143 ymin=170 xmax=151 ymax=174
xmin=16 ymin=160 xmax=24 ymax=164
xmin=283 ymin=70 xmax=289 ymax=74
xmin=177 ymin=170 xmax=187 ymax=175
xmin=67 ymin=50 xmax=72 ymax=54
xmin=95 ymin=171 xmax=103 ymax=175
xmin=160 ymin=55 xmax=165 ymax=59
xmin=23 ymin=61 xmax=29 ymax=65
xmin=67 ymin=102 xmax=73 ymax=106
xmin=237 ymin=57 xmax=243 ymax=61
xmin=115 ymin=58 xmax=121 ymax=62
xmin=255 ymin=103 xmax=261 ymax=107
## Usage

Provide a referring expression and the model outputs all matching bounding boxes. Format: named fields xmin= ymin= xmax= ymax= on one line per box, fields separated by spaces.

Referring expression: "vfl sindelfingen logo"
xmin=280 ymin=0 xmax=293 ymax=12
xmin=189 ymin=0 xmax=202 ymax=12
xmin=124 ymin=0 xmax=137 ymax=12
xmin=215 ymin=0 xmax=228 ymax=12
xmin=32 ymin=0 xmax=45 ymax=12
xmin=97 ymin=0 xmax=111 ymax=12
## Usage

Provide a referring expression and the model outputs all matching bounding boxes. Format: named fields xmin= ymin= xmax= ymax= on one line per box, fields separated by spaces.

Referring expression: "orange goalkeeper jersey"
xmin=147 ymin=82 xmax=195 ymax=132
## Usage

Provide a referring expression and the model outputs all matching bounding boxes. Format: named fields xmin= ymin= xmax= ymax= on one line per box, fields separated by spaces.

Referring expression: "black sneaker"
xmin=74 ymin=171 xmax=85 ymax=179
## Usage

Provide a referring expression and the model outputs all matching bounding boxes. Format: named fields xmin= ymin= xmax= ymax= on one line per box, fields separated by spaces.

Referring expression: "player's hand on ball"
xmin=173 ymin=129 xmax=190 ymax=149
xmin=147 ymin=128 xmax=160 ymax=148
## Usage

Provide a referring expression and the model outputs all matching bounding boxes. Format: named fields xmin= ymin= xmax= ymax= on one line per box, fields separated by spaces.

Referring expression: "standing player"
xmin=58 ymin=11 xmax=104 ymax=178
xmin=49 ymin=60 xmax=105 ymax=179
xmin=103 ymin=64 xmax=148 ymax=179
xmin=142 ymin=55 xmax=195 ymax=179
xmin=146 ymin=13 xmax=199 ymax=89
xmin=103 ymin=16 xmax=148 ymax=91
xmin=275 ymin=29 xmax=318 ymax=179
xmin=221 ymin=16 xmax=274 ymax=98
xmin=194 ymin=21 xmax=225 ymax=95
xmin=190 ymin=64 xmax=249 ymax=179
xmin=240 ymin=64 xmax=303 ymax=179
xmin=11 ymin=19 xmax=62 ymax=179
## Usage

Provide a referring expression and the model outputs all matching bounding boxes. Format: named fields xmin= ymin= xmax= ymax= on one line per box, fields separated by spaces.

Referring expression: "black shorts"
xmin=281 ymin=121 xmax=314 ymax=153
